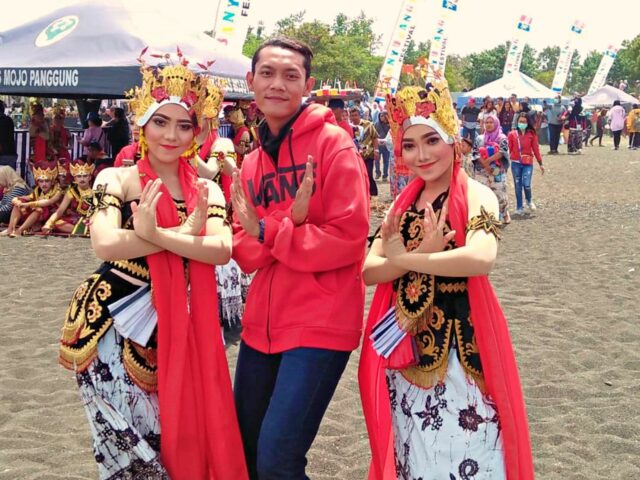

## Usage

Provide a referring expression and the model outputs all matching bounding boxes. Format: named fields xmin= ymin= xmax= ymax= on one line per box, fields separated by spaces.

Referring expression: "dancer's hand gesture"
xmin=381 ymin=210 xmax=406 ymax=262
xmin=291 ymin=156 xmax=314 ymax=226
xmin=180 ymin=180 xmax=209 ymax=236
xmin=231 ymin=169 xmax=259 ymax=237
xmin=416 ymin=200 xmax=456 ymax=253
xmin=131 ymin=179 xmax=163 ymax=242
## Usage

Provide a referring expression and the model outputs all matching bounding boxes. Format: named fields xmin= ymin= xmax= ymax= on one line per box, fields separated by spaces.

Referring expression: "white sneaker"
xmin=527 ymin=201 xmax=537 ymax=211
xmin=514 ymin=208 xmax=525 ymax=216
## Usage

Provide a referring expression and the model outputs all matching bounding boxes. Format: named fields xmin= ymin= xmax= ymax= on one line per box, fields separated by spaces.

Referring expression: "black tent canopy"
xmin=0 ymin=1 xmax=252 ymax=99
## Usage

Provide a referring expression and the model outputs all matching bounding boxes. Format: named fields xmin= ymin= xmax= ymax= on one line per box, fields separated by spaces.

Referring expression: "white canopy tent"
xmin=582 ymin=85 xmax=639 ymax=107
xmin=458 ymin=72 xmax=557 ymax=103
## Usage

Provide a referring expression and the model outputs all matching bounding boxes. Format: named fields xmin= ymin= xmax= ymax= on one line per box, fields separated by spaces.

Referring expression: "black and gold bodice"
xmin=393 ymin=193 xmax=501 ymax=391
xmin=59 ymin=191 xmax=226 ymax=392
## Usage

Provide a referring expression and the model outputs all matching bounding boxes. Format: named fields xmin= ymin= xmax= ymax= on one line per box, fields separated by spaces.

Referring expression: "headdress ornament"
xmin=127 ymin=47 xmax=224 ymax=128
xmin=386 ymin=71 xmax=459 ymax=150
xmin=33 ymin=163 xmax=58 ymax=181
xmin=69 ymin=161 xmax=95 ymax=177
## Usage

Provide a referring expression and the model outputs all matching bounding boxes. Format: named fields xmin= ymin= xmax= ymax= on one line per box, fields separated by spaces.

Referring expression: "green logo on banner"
xmin=35 ymin=16 xmax=79 ymax=47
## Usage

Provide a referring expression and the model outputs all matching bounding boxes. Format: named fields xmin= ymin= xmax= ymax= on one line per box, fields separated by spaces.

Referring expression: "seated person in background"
xmin=87 ymin=141 xmax=113 ymax=174
xmin=1 ymin=163 xmax=63 ymax=237
xmin=42 ymin=161 xmax=95 ymax=236
xmin=57 ymin=161 xmax=72 ymax=190
xmin=0 ymin=166 xmax=31 ymax=225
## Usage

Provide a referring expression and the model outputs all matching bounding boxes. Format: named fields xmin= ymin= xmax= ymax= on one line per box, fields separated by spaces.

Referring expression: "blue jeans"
xmin=462 ymin=126 xmax=477 ymax=145
xmin=511 ymin=161 xmax=533 ymax=210
xmin=376 ymin=145 xmax=390 ymax=178
xmin=234 ymin=342 xmax=351 ymax=480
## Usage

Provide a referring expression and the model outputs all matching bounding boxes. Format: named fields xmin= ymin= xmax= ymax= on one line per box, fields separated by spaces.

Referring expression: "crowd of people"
xmin=3 ymin=33 xmax=639 ymax=480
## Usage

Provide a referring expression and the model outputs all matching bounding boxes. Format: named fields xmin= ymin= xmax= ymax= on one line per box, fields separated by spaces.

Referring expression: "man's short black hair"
xmin=328 ymin=99 xmax=345 ymax=110
xmin=251 ymin=36 xmax=314 ymax=80
xmin=88 ymin=141 xmax=103 ymax=152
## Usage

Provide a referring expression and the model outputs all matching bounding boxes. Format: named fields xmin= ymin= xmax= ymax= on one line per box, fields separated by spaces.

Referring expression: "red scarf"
xmin=137 ymin=157 xmax=248 ymax=479
xmin=358 ymin=166 xmax=534 ymax=480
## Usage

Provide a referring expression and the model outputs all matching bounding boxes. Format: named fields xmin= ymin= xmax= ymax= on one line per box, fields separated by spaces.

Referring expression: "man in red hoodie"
xmin=231 ymin=37 xmax=370 ymax=479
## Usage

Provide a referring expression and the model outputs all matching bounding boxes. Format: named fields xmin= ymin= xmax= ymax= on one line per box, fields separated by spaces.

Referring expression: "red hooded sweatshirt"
xmin=233 ymin=103 xmax=370 ymax=354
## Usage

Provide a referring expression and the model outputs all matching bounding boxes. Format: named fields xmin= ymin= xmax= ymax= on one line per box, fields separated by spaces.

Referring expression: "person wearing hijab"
xmin=475 ymin=113 xmax=511 ymax=224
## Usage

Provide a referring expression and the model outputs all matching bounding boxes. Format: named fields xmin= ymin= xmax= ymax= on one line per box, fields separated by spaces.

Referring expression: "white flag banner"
xmin=374 ymin=0 xmax=420 ymax=100
xmin=551 ymin=20 xmax=585 ymax=93
xmin=426 ymin=0 xmax=461 ymax=82
xmin=212 ymin=0 xmax=253 ymax=55
xmin=588 ymin=45 xmax=620 ymax=95
xmin=503 ymin=15 xmax=533 ymax=77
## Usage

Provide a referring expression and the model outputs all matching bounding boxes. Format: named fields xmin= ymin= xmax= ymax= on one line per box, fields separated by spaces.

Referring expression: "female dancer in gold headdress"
xmin=359 ymin=76 xmax=534 ymax=480
xmin=59 ymin=50 xmax=248 ymax=479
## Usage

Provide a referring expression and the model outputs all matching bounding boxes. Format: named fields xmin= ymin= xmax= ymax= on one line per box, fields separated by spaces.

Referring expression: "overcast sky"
xmin=2 ymin=0 xmax=638 ymax=60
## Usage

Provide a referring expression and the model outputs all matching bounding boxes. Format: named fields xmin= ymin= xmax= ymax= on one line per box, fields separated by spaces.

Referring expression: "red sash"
xmin=137 ymin=156 xmax=248 ymax=479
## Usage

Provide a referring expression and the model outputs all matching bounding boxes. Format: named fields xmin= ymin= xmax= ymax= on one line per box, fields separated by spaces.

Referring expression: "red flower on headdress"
xmin=415 ymin=101 xmax=436 ymax=118
xmin=151 ymin=86 xmax=169 ymax=102
xmin=181 ymin=91 xmax=198 ymax=108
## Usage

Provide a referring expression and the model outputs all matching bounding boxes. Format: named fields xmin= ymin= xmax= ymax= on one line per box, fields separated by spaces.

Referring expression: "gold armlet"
xmin=466 ymin=206 xmax=503 ymax=240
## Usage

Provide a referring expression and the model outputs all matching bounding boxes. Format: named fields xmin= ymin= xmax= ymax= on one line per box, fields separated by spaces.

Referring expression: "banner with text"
xmin=374 ymin=0 xmax=420 ymax=100
xmin=426 ymin=0 xmax=461 ymax=82
xmin=503 ymin=15 xmax=533 ymax=77
xmin=212 ymin=0 xmax=253 ymax=55
xmin=588 ymin=45 xmax=619 ymax=94
xmin=551 ymin=20 xmax=585 ymax=93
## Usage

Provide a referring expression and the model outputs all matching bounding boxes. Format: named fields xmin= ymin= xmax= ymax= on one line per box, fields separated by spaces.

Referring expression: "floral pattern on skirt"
xmin=473 ymin=169 xmax=509 ymax=221
xmin=215 ymin=259 xmax=251 ymax=331
xmin=386 ymin=346 xmax=505 ymax=480
xmin=76 ymin=328 xmax=168 ymax=480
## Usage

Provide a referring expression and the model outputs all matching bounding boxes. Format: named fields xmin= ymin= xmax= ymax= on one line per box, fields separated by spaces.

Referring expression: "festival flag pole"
xmin=503 ymin=14 xmax=533 ymax=77
xmin=426 ymin=0 xmax=461 ymax=83
xmin=374 ymin=0 xmax=420 ymax=101
xmin=588 ymin=44 xmax=620 ymax=95
xmin=551 ymin=20 xmax=585 ymax=94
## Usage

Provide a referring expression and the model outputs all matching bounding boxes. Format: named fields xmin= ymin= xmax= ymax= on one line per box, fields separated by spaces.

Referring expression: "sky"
xmin=1 ymin=0 xmax=638 ymax=61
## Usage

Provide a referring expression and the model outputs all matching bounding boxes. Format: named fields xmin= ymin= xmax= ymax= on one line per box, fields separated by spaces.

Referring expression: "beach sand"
xmin=1 ymin=142 xmax=639 ymax=479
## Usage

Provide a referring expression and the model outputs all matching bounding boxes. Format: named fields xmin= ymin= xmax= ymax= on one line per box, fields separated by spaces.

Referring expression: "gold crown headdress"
xmin=69 ymin=161 xmax=95 ymax=177
xmin=33 ymin=164 xmax=58 ymax=181
xmin=386 ymin=71 xmax=459 ymax=154
xmin=127 ymin=47 xmax=224 ymax=128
